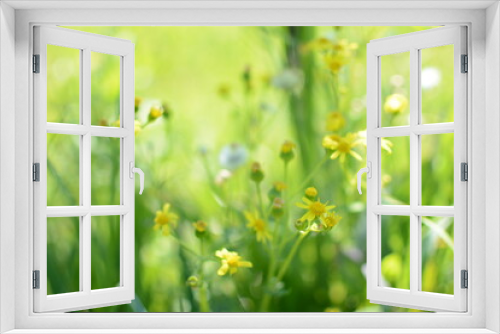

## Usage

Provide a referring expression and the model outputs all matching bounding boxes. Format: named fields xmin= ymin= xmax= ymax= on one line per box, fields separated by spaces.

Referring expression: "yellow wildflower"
xmin=324 ymin=54 xmax=345 ymax=74
xmin=280 ymin=140 xmax=296 ymax=163
xmin=326 ymin=111 xmax=345 ymax=132
xmin=273 ymin=181 xmax=287 ymax=192
xmin=356 ymin=130 xmax=393 ymax=154
xmin=322 ymin=133 xmax=363 ymax=162
xmin=149 ymin=105 xmax=163 ymax=121
xmin=305 ymin=187 xmax=318 ymax=200
xmin=134 ymin=120 xmax=142 ymax=136
xmin=296 ymin=197 xmax=335 ymax=222
xmin=134 ymin=96 xmax=142 ymax=112
xmin=215 ymin=248 xmax=253 ymax=276
xmin=384 ymin=93 xmax=408 ymax=114
xmin=193 ymin=220 xmax=208 ymax=233
xmin=153 ymin=203 xmax=179 ymax=236
xmin=320 ymin=212 xmax=342 ymax=230
xmin=244 ymin=211 xmax=272 ymax=243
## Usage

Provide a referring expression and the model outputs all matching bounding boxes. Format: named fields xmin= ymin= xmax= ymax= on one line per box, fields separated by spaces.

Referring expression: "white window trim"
xmin=0 ymin=2 xmax=498 ymax=333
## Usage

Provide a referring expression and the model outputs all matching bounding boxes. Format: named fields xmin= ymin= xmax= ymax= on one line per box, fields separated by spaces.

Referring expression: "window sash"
xmin=33 ymin=25 xmax=136 ymax=313
xmin=366 ymin=26 xmax=468 ymax=312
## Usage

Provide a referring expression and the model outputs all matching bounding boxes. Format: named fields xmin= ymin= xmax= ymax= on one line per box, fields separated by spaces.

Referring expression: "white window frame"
xmin=1 ymin=2 xmax=499 ymax=333
xmin=33 ymin=26 xmax=136 ymax=313
xmin=366 ymin=26 xmax=467 ymax=312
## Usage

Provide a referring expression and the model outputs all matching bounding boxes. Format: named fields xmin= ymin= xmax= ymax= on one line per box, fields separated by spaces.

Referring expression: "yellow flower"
xmin=324 ymin=54 xmax=345 ymax=74
xmin=134 ymin=120 xmax=142 ymax=136
xmin=296 ymin=197 xmax=335 ymax=222
xmin=326 ymin=111 xmax=345 ymax=132
xmin=244 ymin=211 xmax=272 ymax=243
xmin=280 ymin=140 xmax=296 ymax=163
xmin=193 ymin=220 xmax=208 ymax=233
xmin=273 ymin=181 xmax=287 ymax=192
xmin=215 ymin=248 xmax=253 ymax=276
xmin=322 ymin=133 xmax=363 ymax=162
xmin=153 ymin=203 xmax=179 ymax=236
xmin=305 ymin=187 xmax=318 ymax=200
xmin=134 ymin=96 xmax=142 ymax=112
xmin=356 ymin=130 xmax=393 ymax=154
xmin=149 ymin=105 xmax=163 ymax=121
xmin=320 ymin=212 xmax=342 ymax=230
xmin=384 ymin=93 xmax=408 ymax=114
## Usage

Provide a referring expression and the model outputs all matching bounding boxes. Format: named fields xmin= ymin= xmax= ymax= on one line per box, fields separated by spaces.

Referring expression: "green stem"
xmin=275 ymin=231 xmax=309 ymax=282
xmin=256 ymin=182 xmax=265 ymax=217
xmin=289 ymin=155 xmax=329 ymax=201
xmin=170 ymin=234 xmax=200 ymax=257
xmin=197 ymin=237 xmax=210 ymax=312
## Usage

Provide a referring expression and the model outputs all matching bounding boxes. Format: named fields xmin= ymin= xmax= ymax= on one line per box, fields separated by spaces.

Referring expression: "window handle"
xmin=129 ymin=162 xmax=144 ymax=195
xmin=357 ymin=162 xmax=371 ymax=195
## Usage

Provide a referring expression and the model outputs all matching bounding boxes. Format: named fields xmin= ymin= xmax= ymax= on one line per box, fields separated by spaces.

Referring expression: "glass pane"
xmin=91 ymin=216 xmax=121 ymax=290
xmin=380 ymin=215 xmax=410 ymax=290
xmin=421 ymin=133 xmax=454 ymax=206
xmin=381 ymin=136 xmax=410 ymax=205
xmin=421 ymin=216 xmax=454 ymax=294
xmin=47 ymin=45 xmax=80 ymax=124
xmin=421 ymin=45 xmax=454 ymax=124
xmin=47 ymin=217 xmax=80 ymax=295
xmin=381 ymin=51 xmax=410 ymax=127
xmin=47 ymin=134 xmax=80 ymax=206
xmin=91 ymin=137 xmax=120 ymax=205
xmin=91 ymin=52 xmax=121 ymax=127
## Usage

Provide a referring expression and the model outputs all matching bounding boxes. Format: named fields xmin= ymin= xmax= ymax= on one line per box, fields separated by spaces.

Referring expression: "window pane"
xmin=380 ymin=215 xmax=410 ymax=290
xmin=381 ymin=51 xmax=410 ymax=127
xmin=47 ymin=217 xmax=80 ymax=295
xmin=421 ymin=45 xmax=454 ymax=124
xmin=47 ymin=45 xmax=80 ymax=124
xmin=91 ymin=52 xmax=121 ymax=127
xmin=421 ymin=216 xmax=454 ymax=294
xmin=421 ymin=133 xmax=454 ymax=206
xmin=91 ymin=216 xmax=121 ymax=290
xmin=47 ymin=133 xmax=80 ymax=206
xmin=91 ymin=137 xmax=120 ymax=205
xmin=381 ymin=136 xmax=409 ymax=205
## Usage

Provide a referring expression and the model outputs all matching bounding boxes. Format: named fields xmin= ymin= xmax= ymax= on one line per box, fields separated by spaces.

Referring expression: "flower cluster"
xmin=295 ymin=187 xmax=341 ymax=233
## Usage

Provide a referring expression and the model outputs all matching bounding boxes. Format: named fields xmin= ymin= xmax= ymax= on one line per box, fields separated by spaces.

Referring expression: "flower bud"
xmin=186 ymin=276 xmax=199 ymax=288
xmin=305 ymin=187 xmax=318 ymax=201
xmin=271 ymin=198 xmax=285 ymax=219
xmin=268 ymin=181 xmax=286 ymax=201
xmin=294 ymin=219 xmax=308 ymax=232
xmin=193 ymin=220 xmax=208 ymax=238
xmin=280 ymin=140 xmax=296 ymax=163
xmin=134 ymin=97 xmax=142 ymax=113
xmin=250 ymin=162 xmax=264 ymax=184
xmin=148 ymin=105 xmax=163 ymax=122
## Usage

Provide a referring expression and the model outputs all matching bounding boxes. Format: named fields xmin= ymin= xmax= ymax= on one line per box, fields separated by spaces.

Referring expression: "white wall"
xmin=0 ymin=2 xmax=16 ymax=333
xmin=485 ymin=2 xmax=500 ymax=333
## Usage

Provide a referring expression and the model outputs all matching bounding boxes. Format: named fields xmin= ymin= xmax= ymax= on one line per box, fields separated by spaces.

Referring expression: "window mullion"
xmin=81 ymin=47 xmax=92 ymax=294
xmin=409 ymin=47 xmax=420 ymax=294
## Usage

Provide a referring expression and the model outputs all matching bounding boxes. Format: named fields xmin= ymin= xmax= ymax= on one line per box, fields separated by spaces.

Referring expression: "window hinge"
xmin=33 ymin=54 xmax=40 ymax=73
xmin=33 ymin=163 xmax=40 ymax=182
xmin=33 ymin=270 xmax=40 ymax=289
xmin=461 ymin=270 xmax=468 ymax=289
xmin=461 ymin=54 xmax=468 ymax=73
xmin=461 ymin=162 xmax=468 ymax=181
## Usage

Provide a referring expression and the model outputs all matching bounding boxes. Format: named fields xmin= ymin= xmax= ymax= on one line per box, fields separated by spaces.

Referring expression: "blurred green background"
xmin=45 ymin=26 xmax=455 ymax=312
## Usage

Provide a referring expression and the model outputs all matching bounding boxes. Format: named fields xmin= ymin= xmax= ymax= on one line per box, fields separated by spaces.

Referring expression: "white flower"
xmin=219 ymin=143 xmax=248 ymax=170
xmin=215 ymin=169 xmax=233 ymax=186
xmin=421 ymin=67 xmax=441 ymax=89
